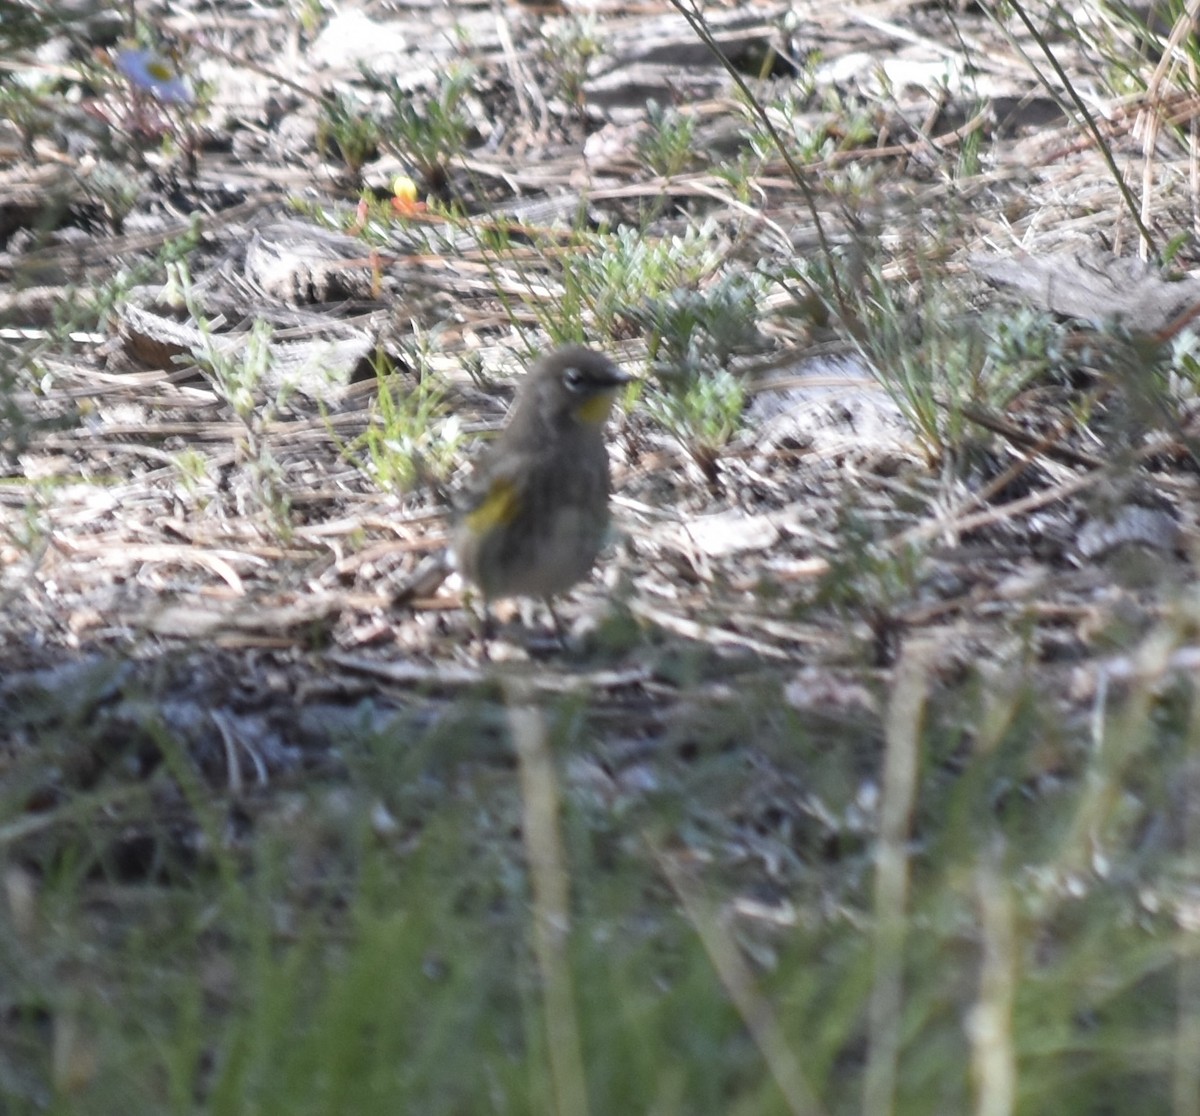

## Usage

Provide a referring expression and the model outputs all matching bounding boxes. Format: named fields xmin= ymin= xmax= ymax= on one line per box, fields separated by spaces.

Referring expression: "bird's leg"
xmin=545 ymin=597 xmax=568 ymax=645
xmin=461 ymin=587 xmax=494 ymax=660
xmin=479 ymin=601 xmax=496 ymax=659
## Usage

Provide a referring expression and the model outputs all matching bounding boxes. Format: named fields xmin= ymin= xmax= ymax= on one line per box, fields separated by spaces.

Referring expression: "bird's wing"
xmin=456 ymin=450 xmax=541 ymax=534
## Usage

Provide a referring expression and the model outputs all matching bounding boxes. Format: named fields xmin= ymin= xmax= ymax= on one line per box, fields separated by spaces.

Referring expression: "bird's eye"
xmin=562 ymin=365 xmax=585 ymax=392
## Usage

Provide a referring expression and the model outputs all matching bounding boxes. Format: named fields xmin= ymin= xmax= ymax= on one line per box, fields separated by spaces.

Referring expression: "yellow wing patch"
xmin=465 ymin=477 xmax=521 ymax=533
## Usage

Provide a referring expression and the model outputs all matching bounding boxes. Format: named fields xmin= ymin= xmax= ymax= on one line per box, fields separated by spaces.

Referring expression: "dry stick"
xmin=887 ymin=462 xmax=1096 ymax=551
xmin=1143 ymin=0 xmax=1200 ymax=102
xmin=1173 ymin=698 xmax=1200 ymax=1116
xmin=507 ymin=687 xmax=590 ymax=1116
xmin=888 ymin=413 xmax=1197 ymax=552
xmin=664 ymin=0 xmax=851 ymax=323
xmin=626 ymin=597 xmax=795 ymax=661
xmin=177 ymin=30 xmax=319 ymax=105
xmin=969 ymin=848 xmax=1017 ymax=1116
xmin=1002 ymin=1 xmax=1158 ymax=259
xmin=1150 ymin=295 xmax=1200 ymax=346
xmin=1128 ymin=0 xmax=1200 ymax=254
xmin=494 ymin=10 xmax=540 ymax=140
xmin=0 ymin=532 xmax=49 ymax=614
xmin=950 ymin=320 xmax=1200 ymax=530
xmin=1059 ymin=629 xmax=1179 ymax=886
xmin=916 ymin=399 xmax=1102 ymax=550
xmin=1191 ymin=33 xmax=1200 ymax=242
xmin=957 ymin=402 xmax=1104 ymax=471
xmin=1136 ymin=63 xmax=1164 ymax=262
xmin=863 ymin=640 xmax=928 ymax=1116
xmin=945 ymin=433 xmax=1069 ymax=526
xmin=654 ymin=847 xmax=827 ymax=1116
xmin=1132 ymin=0 xmax=1200 ymax=260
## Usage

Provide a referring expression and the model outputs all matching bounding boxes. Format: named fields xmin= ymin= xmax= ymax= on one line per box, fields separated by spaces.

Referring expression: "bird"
xmin=450 ymin=345 xmax=631 ymax=631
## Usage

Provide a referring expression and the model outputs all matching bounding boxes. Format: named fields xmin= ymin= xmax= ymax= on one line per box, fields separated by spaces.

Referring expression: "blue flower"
xmin=114 ymin=48 xmax=193 ymax=106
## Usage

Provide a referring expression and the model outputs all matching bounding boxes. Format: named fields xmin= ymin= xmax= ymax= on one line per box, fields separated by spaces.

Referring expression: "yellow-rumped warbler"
xmin=451 ymin=345 xmax=631 ymax=610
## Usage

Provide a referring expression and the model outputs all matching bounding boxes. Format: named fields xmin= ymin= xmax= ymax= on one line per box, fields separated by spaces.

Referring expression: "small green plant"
xmin=348 ymin=345 xmax=463 ymax=495
xmin=0 ymin=0 xmax=76 ymax=51
xmin=178 ymin=266 xmax=296 ymax=530
xmin=632 ymin=271 xmax=764 ymax=482
xmin=817 ymin=503 xmax=926 ymax=614
xmin=711 ymin=147 xmax=765 ymax=205
xmin=0 ymin=488 xmax=50 ymax=561
xmin=1086 ymin=321 xmax=1200 ymax=449
xmin=857 ymin=273 xmax=979 ymax=464
xmin=381 ymin=64 xmax=475 ymax=183
xmin=291 ymin=0 xmax=327 ymax=36
xmin=81 ymin=160 xmax=144 ymax=234
xmin=640 ymin=271 xmax=766 ymax=376
xmin=812 ymin=501 xmax=933 ymax=665
xmin=535 ymin=221 xmax=724 ymax=343
xmin=791 ymin=245 xmax=1049 ymax=466
xmin=984 ymin=305 xmax=1064 ymax=386
xmin=172 ymin=448 xmax=213 ymax=500
xmin=643 ymin=367 xmax=746 ymax=484
xmin=744 ymin=88 xmax=823 ymax=163
xmin=539 ymin=16 xmax=604 ymax=110
xmin=1 ymin=224 xmax=201 ymax=464
xmin=195 ymin=318 xmax=278 ymax=427
xmin=637 ymin=100 xmax=697 ymax=178
xmin=0 ymin=347 xmax=21 ymax=459
xmin=317 ymin=90 xmax=382 ymax=182
xmin=742 ymin=81 xmax=877 ymax=166
xmin=0 ymin=82 xmax=55 ymax=158
xmin=956 ymin=107 xmax=983 ymax=178
xmin=821 ymin=88 xmax=878 ymax=149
